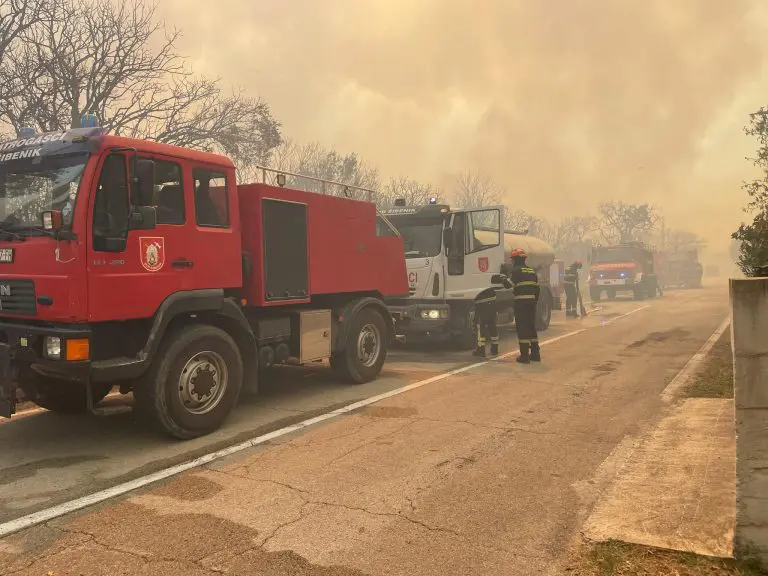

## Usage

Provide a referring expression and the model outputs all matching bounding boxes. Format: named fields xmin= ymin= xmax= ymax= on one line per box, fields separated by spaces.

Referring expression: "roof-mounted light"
xmin=18 ymin=126 xmax=36 ymax=138
xmin=428 ymin=197 xmax=437 ymax=204
xmin=80 ymin=113 xmax=99 ymax=128
xmin=394 ymin=198 xmax=406 ymax=206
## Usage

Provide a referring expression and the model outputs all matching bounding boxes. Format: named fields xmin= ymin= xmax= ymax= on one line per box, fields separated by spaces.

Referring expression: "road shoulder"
xmin=572 ymin=327 xmax=749 ymax=574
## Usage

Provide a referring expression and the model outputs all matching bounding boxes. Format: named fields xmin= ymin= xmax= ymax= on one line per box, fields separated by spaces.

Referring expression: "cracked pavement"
xmin=0 ymin=286 xmax=729 ymax=575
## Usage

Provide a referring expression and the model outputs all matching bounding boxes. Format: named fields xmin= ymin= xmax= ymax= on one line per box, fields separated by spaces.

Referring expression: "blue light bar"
xmin=18 ymin=126 xmax=36 ymax=138
xmin=80 ymin=113 xmax=99 ymax=128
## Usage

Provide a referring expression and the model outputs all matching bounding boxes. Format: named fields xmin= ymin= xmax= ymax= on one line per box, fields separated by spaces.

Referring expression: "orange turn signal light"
xmin=66 ymin=338 xmax=90 ymax=361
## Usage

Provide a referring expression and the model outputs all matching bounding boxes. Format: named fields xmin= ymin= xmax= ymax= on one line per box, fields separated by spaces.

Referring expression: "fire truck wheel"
xmin=536 ymin=295 xmax=552 ymax=331
xmin=452 ymin=306 xmax=476 ymax=350
xmin=135 ymin=324 xmax=243 ymax=440
xmin=25 ymin=378 xmax=112 ymax=414
xmin=331 ymin=307 xmax=388 ymax=384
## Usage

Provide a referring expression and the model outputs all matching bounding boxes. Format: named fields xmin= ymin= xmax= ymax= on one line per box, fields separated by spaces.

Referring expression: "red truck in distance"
xmin=0 ymin=119 xmax=408 ymax=439
xmin=587 ymin=242 xmax=662 ymax=301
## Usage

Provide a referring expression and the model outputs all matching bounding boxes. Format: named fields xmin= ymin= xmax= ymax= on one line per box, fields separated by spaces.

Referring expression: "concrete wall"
xmin=731 ymin=278 xmax=768 ymax=560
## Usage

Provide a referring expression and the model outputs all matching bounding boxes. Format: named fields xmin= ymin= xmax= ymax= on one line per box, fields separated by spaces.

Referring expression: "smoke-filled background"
xmin=156 ymin=0 xmax=768 ymax=250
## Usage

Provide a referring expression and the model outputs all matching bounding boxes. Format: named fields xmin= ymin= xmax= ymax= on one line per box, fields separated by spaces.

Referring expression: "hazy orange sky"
xmin=157 ymin=0 xmax=768 ymax=251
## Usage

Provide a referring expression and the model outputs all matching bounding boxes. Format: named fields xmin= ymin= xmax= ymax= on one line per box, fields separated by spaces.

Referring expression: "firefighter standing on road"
xmin=509 ymin=248 xmax=541 ymax=363
xmin=472 ymin=272 xmax=513 ymax=358
xmin=563 ymin=260 xmax=583 ymax=317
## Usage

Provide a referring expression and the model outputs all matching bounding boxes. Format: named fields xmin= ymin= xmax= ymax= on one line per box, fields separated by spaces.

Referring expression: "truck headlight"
xmin=44 ymin=336 xmax=61 ymax=359
xmin=420 ymin=309 xmax=447 ymax=319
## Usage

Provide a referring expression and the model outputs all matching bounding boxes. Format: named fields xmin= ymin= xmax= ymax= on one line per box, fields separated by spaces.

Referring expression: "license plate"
xmin=0 ymin=249 xmax=13 ymax=263
xmin=598 ymin=279 xmax=624 ymax=285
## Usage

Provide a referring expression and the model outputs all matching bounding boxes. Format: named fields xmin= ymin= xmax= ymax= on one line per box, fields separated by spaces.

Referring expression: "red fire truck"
xmin=0 ymin=120 xmax=408 ymax=439
xmin=587 ymin=241 xmax=661 ymax=301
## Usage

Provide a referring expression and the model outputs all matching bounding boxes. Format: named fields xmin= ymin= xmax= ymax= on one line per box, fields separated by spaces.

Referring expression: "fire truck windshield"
xmin=0 ymin=152 xmax=88 ymax=232
xmin=593 ymin=247 xmax=637 ymax=263
xmin=388 ymin=216 xmax=443 ymax=258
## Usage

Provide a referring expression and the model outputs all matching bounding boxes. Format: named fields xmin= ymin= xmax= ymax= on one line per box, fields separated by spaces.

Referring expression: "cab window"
xmin=92 ymin=153 xmax=129 ymax=251
xmin=193 ymin=168 xmax=229 ymax=228
xmin=151 ymin=159 xmax=184 ymax=225
xmin=466 ymin=209 xmax=500 ymax=254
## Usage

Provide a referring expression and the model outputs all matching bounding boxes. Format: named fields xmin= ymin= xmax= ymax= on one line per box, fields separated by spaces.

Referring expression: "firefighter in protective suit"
xmin=509 ymin=248 xmax=541 ymax=363
xmin=472 ymin=271 xmax=513 ymax=358
xmin=563 ymin=260 xmax=583 ymax=317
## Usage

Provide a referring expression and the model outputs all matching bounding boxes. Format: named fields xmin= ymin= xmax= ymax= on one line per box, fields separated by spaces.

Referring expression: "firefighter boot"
xmin=530 ymin=341 xmax=541 ymax=362
xmin=472 ymin=345 xmax=486 ymax=358
xmin=516 ymin=343 xmax=531 ymax=364
xmin=490 ymin=343 xmax=499 ymax=356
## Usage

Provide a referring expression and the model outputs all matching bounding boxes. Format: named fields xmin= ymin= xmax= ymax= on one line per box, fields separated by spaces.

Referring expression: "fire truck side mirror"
xmin=129 ymin=206 xmax=157 ymax=230
xmin=132 ymin=158 xmax=156 ymax=206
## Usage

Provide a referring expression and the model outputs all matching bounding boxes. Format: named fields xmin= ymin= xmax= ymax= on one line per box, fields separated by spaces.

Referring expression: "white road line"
xmin=0 ymin=304 xmax=649 ymax=538
xmin=600 ymin=304 xmax=651 ymax=325
xmin=660 ymin=316 xmax=731 ymax=401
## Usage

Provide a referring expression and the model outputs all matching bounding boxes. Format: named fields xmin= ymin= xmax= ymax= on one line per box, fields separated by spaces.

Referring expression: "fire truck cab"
xmin=380 ymin=201 xmax=558 ymax=348
xmin=0 ymin=119 xmax=407 ymax=438
xmin=588 ymin=242 xmax=661 ymax=301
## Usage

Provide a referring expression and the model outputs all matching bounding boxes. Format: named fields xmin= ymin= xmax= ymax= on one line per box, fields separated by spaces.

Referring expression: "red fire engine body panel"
xmin=238 ymin=183 xmax=408 ymax=307
xmin=0 ymin=133 xmax=407 ymax=324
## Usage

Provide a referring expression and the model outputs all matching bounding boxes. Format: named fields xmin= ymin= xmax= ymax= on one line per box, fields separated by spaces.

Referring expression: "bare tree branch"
xmin=263 ymin=140 xmax=380 ymax=199
xmin=377 ymin=176 xmax=439 ymax=209
xmin=662 ymin=228 xmax=707 ymax=253
xmin=0 ymin=0 xmax=281 ymax=164
xmin=0 ymin=0 xmax=48 ymax=104
xmin=597 ymin=201 xmax=659 ymax=244
xmin=452 ymin=170 xmax=502 ymax=209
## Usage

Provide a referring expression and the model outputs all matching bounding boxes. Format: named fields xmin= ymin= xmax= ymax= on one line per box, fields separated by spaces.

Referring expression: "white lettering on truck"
xmin=0 ymin=131 xmax=66 ymax=153
xmin=0 ymin=147 xmax=42 ymax=163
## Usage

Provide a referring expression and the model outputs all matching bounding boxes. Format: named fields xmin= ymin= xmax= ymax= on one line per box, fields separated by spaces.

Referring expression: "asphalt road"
xmin=0 ymin=283 xmax=730 ymax=575
xmin=0 ymin=298 xmax=582 ymax=524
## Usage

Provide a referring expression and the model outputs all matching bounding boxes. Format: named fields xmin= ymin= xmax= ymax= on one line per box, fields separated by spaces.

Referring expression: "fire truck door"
xmin=445 ymin=206 xmax=506 ymax=298
xmin=87 ymin=153 xmax=192 ymax=322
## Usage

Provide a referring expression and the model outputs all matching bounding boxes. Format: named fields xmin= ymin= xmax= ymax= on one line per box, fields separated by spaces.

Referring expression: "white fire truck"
xmin=380 ymin=201 xmax=560 ymax=348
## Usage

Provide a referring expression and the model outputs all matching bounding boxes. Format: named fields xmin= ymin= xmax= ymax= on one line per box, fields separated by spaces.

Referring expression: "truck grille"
xmin=595 ymin=269 xmax=631 ymax=280
xmin=0 ymin=279 xmax=36 ymax=315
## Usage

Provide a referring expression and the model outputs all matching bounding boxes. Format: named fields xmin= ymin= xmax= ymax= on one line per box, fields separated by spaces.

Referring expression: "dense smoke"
xmin=159 ymin=0 xmax=766 ymax=246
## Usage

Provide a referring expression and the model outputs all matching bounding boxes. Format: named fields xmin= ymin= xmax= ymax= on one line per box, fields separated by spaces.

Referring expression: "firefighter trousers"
xmin=564 ymin=285 xmax=577 ymax=314
xmin=475 ymin=300 xmax=498 ymax=348
xmin=514 ymin=300 xmax=539 ymax=359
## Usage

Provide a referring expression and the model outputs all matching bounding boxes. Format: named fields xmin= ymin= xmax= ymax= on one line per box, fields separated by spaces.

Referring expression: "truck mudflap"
xmin=0 ymin=343 xmax=17 ymax=418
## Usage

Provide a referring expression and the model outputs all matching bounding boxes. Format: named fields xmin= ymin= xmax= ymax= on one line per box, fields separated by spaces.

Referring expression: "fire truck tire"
xmin=330 ymin=307 xmax=388 ymax=384
xmin=25 ymin=378 xmax=112 ymax=414
xmin=535 ymin=295 xmax=552 ymax=331
xmin=135 ymin=324 xmax=243 ymax=440
xmin=453 ymin=306 xmax=476 ymax=350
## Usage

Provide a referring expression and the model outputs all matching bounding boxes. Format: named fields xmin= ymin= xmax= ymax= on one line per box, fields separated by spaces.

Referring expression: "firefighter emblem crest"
xmin=477 ymin=256 xmax=489 ymax=273
xmin=140 ymin=237 xmax=165 ymax=272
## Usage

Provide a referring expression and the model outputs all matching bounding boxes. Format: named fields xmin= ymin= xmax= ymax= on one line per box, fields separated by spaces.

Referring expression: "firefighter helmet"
xmin=510 ymin=248 xmax=527 ymax=258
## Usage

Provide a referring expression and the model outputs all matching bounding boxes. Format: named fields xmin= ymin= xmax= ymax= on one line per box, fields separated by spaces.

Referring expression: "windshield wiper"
xmin=0 ymin=227 xmax=26 ymax=242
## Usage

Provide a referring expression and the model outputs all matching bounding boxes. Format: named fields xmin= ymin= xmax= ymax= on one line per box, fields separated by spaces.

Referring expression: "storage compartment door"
xmin=262 ymin=198 xmax=309 ymax=302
